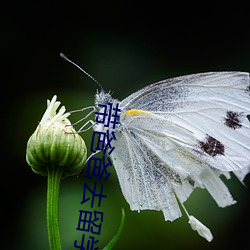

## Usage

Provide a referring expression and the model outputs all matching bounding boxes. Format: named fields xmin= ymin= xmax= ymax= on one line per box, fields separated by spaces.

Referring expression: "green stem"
xmin=103 ymin=208 xmax=125 ymax=250
xmin=47 ymin=165 xmax=63 ymax=250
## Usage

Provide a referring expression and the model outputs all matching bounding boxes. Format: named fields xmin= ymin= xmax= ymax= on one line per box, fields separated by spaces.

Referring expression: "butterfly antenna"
xmin=60 ymin=53 xmax=104 ymax=91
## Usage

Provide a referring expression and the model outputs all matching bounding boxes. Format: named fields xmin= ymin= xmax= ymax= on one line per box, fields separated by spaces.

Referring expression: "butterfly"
xmin=60 ymin=55 xmax=250 ymax=241
xmin=92 ymin=71 xmax=250 ymax=241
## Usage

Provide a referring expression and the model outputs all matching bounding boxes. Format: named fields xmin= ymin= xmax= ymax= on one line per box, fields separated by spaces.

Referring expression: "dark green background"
xmin=2 ymin=2 xmax=250 ymax=249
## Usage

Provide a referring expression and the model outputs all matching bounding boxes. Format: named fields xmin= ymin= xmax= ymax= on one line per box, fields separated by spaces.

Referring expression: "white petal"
xmin=188 ymin=215 xmax=213 ymax=242
xmin=41 ymin=95 xmax=57 ymax=123
xmin=40 ymin=95 xmax=71 ymax=125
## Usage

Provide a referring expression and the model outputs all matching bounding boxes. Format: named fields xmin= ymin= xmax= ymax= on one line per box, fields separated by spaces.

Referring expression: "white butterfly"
xmin=92 ymin=72 xmax=250 ymax=241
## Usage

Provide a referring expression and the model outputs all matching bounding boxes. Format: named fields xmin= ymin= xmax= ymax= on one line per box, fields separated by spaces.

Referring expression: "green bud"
xmin=26 ymin=95 xmax=87 ymax=178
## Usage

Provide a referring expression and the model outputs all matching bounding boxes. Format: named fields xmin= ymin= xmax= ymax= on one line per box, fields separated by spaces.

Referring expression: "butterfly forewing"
xmin=119 ymin=72 xmax=250 ymax=173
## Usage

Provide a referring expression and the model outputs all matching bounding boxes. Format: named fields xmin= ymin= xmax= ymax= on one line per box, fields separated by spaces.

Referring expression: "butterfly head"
xmin=95 ymin=90 xmax=114 ymax=108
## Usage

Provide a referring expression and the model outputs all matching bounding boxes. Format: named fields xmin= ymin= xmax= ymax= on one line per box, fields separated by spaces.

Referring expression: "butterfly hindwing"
xmin=111 ymin=123 xmax=182 ymax=221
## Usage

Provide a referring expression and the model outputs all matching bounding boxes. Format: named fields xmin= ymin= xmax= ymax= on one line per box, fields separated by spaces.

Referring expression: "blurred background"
xmin=1 ymin=1 xmax=250 ymax=249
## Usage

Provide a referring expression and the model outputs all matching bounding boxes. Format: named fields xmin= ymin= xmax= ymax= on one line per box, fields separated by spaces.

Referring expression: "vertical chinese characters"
xmin=74 ymin=102 xmax=121 ymax=250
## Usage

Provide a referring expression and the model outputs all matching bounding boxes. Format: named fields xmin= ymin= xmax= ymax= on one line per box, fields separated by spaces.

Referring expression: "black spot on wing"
xmin=224 ymin=111 xmax=243 ymax=130
xmin=199 ymin=135 xmax=225 ymax=157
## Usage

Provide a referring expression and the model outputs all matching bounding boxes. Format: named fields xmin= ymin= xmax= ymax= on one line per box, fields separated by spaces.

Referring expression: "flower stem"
xmin=47 ymin=165 xmax=63 ymax=250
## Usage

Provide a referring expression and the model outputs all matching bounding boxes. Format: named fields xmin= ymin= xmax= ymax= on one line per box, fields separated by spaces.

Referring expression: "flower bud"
xmin=26 ymin=95 xmax=87 ymax=178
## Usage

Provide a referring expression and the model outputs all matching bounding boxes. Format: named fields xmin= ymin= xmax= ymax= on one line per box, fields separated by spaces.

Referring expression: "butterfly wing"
xmin=111 ymin=125 xmax=183 ymax=221
xmin=111 ymin=124 xmax=182 ymax=222
xmin=95 ymin=72 xmax=250 ymax=221
xmin=120 ymin=72 xmax=250 ymax=173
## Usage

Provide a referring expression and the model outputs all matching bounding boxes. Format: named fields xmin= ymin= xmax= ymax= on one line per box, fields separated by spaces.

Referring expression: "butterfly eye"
xmin=95 ymin=91 xmax=113 ymax=107
xmin=102 ymin=95 xmax=109 ymax=104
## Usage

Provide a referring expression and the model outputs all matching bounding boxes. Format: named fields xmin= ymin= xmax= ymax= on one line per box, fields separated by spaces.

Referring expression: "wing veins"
xmin=125 ymin=130 xmax=153 ymax=208
xmin=123 ymin=131 xmax=142 ymax=207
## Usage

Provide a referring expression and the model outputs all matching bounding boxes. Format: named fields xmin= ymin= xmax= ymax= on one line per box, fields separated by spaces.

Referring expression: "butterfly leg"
xmin=68 ymin=106 xmax=97 ymax=132
xmin=77 ymin=120 xmax=96 ymax=133
xmin=70 ymin=106 xmax=96 ymax=125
